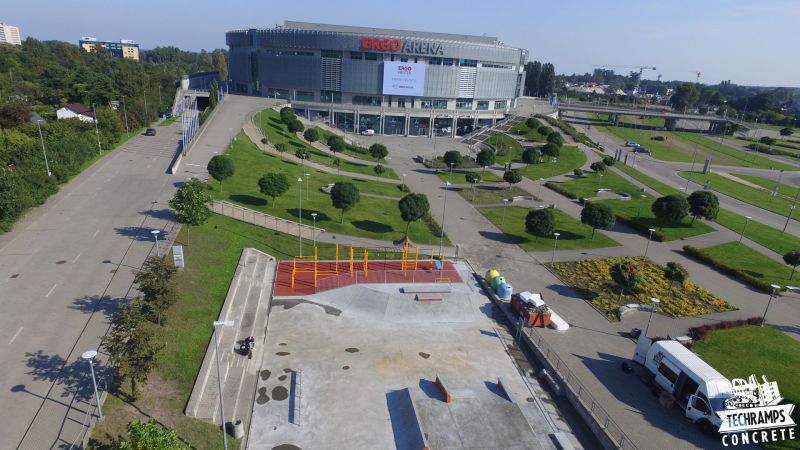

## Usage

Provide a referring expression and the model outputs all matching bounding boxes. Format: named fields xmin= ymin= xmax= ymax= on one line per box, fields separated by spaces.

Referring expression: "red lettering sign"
xmin=362 ymin=36 xmax=402 ymax=52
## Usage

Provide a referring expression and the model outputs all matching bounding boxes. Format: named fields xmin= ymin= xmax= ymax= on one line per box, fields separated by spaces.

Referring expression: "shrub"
xmin=682 ymin=245 xmax=777 ymax=293
xmin=287 ymin=118 xmax=304 ymax=133
xmin=759 ymin=136 xmax=776 ymax=146
xmin=525 ymin=208 xmax=555 ymax=237
xmin=303 ymin=128 xmax=320 ymax=142
xmin=369 ymin=143 xmax=389 ymax=160
xmin=689 ymin=317 xmax=763 ymax=340
xmin=522 ymin=147 xmax=541 ymax=164
xmin=503 ymin=169 xmax=522 ymax=185
xmin=547 ymin=132 xmax=564 ymax=147
xmin=573 ymin=168 xmax=583 ymax=177
xmin=525 ymin=117 xmax=540 ymax=129
xmin=779 ymin=127 xmax=794 ymax=136
xmin=590 ymin=161 xmax=606 ymax=172
xmin=541 ymin=142 xmax=560 ymax=157
xmin=537 ymin=125 xmax=553 ymax=136
xmin=443 ymin=150 xmax=464 ymax=168
xmin=279 ymin=106 xmax=295 ymax=123
xmin=602 ymin=156 xmax=615 ymax=167
xmin=545 ymin=182 xmax=579 ymax=199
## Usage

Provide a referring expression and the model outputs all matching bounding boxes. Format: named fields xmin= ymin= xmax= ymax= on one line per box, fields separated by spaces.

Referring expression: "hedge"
xmin=689 ymin=317 xmax=763 ymax=342
xmin=545 ymin=181 xmax=578 ymax=199
xmin=539 ymin=115 xmax=602 ymax=150
xmin=746 ymin=142 xmax=798 ymax=158
xmin=616 ymin=215 xmax=667 ymax=242
xmin=682 ymin=245 xmax=777 ymax=293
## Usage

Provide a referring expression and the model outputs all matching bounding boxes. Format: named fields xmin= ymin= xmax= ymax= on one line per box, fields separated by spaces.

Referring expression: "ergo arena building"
xmin=226 ymin=21 xmax=528 ymax=137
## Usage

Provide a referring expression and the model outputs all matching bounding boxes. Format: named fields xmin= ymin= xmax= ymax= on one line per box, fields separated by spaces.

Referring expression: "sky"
xmin=4 ymin=0 xmax=799 ymax=87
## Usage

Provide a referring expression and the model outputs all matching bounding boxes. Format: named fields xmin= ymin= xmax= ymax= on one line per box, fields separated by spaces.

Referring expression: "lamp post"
xmin=212 ymin=320 xmax=234 ymax=450
xmin=501 ymin=198 xmax=510 ymax=226
xmin=644 ymin=297 xmax=660 ymax=337
xmin=401 ymin=173 xmax=407 ymax=192
xmin=597 ymin=173 xmax=604 ymax=192
xmin=305 ymin=173 xmax=310 ymax=200
xmin=298 ymin=178 xmax=303 ymax=257
xmin=550 ymin=157 xmax=558 ymax=179
xmin=151 ymin=230 xmax=161 ymax=257
xmin=449 ymin=162 xmax=454 ymax=182
xmin=92 ymin=103 xmax=102 ymax=153
xmin=636 ymin=194 xmax=647 ymax=217
xmin=311 ymin=212 xmax=318 ymax=248
xmin=644 ymin=228 xmax=655 ymax=258
xmin=551 ymin=232 xmax=561 ymax=265
xmin=439 ymin=181 xmax=450 ymax=259
xmin=761 ymin=284 xmax=781 ymax=326
xmin=121 ymin=95 xmax=129 ymax=137
xmin=80 ymin=350 xmax=103 ymax=420
xmin=739 ymin=216 xmax=752 ymax=244
xmin=783 ymin=190 xmax=800 ymax=232
xmin=35 ymin=120 xmax=52 ymax=177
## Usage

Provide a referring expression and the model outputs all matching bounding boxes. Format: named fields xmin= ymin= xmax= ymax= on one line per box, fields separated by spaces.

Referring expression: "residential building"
xmin=78 ymin=37 xmax=140 ymax=60
xmin=0 ymin=22 xmax=22 ymax=45
xmin=56 ymin=103 xmax=95 ymax=123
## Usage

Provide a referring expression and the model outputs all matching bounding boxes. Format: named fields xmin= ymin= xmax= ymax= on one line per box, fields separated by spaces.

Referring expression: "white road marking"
xmin=45 ymin=284 xmax=57 ymax=298
xmin=92 ymin=228 xmax=100 ymax=238
xmin=147 ymin=165 xmax=151 ymax=169
xmin=8 ymin=327 xmax=23 ymax=345
xmin=73 ymin=252 xmax=81 ymax=263
xmin=185 ymin=163 xmax=205 ymax=167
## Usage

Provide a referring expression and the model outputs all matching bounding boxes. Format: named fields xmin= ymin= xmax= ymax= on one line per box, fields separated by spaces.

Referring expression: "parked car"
xmin=360 ymin=129 xmax=375 ymax=136
xmin=625 ymin=141 xmax=641 ymax=147
xmin=145 ymin=128 xmax=157 ymax=136
xmin=633 ymin=147 xmax=651 ymax=154
xmin=651 ymin=135 xmax=667 ymax=141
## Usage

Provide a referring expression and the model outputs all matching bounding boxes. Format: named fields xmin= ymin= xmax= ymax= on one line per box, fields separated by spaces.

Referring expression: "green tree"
xmin=538 ymin=63 xmax=556 ymax=96
xmin=610 ymin=258 xmax=642 ymax=301
xmin=280 ymin=107 xmax=296 ymax=124
xmin=294 ymin=149 xmax=309 ymax=160
xmin=525 ymin=208 xmax=555 ymax=238
xmin=465 ymin=172 xmax=481 ymax=201
xmin=525 ymin=117 xmax=540 ymax=129
xmin=101 ymin=303 xmax=161 ymax=401
xmin=213 ymin=49 xmax=228 ymax=81
xmin=525 ymin=61 xmax=542 ymax=97
xmin=537 ymin=125 xmax=553 ymax=136
xmin=332 ymin=157 xmax=341 ymax=175
xmin=331 ymin=182 xmax=360 ymax=223
xmin=476 ymin=148 xmax=495 ymax=168
xmin=303 ymin=128 xmax=320 ymax=142
xmin=168 ymin=179 xmax=211 ymax=246
xmin=669 ymin=83 xmax=699 ymax=112
xmin=580 ymin=202 xmax=615 ymax=238
xmin=651 ymin=195 xmax=689 ymax=225
xmin=443 ymin=150 xmax=463 ymax=168
xmin=664 ymin=262 xmax=689 ymax=286
xmin=287 ymin=118 xmax=304 ymax=133
xmin=118 ymin=419 xmax=188 ymax=450
xmin=687 ymin=190 xmax=719 ymax=224
xmin=0 ymin=101 xmax=32 ymax=128
xmin=398 ymin=193 xmax=430 ymax=236
xmin=373 ymin=164 xmax=385 ymax=180
xmin=590 ymin=161 xmax=606 ymax=173
xmin=369 ymin=143 xmax=389 ymax=160
xmin=546 ymin=132 xmax=564 ymax=147
xmin=209 ymin=79 xmax=218 ymax=108
xmin=602 ymin=156 xmax=615 ymax=167
xmin=522 ymin=147 xmax=541 ymax=164
xmin=779 ymin=127 xmax=794 ymax=137
xmin=206 ymin=154 xmax=235 ymax=191
xmin=258 ymin=172 xmax=289 ymax=207
xmin=134 ymin=255 xmax=177 ymax=325
xmin=95 ymin=107 xmax=125 ymax=147
xmin=573 ymin=168 xmax=583 ymax=177
xmin=274 ymin=141 xmax=288 ymax=159
xmin=327 ymin=135 xmax=345 ymax=153
xmin=541 ymin=142 xmax=560 ymax=157
xmin=503 ymin=169 xmax=522 ymax=186
xmin=759 ymin=136 xmax=776 ymax=146
xmin=783 ymin=250 xmax=800 ymax=280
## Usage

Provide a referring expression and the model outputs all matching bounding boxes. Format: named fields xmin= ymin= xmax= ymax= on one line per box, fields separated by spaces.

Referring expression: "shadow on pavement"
xmin=140 ymin=208 xmax=175 ymax=222
xmin=23 ymin=350 xmax=113 ymax=402
xmin=69 ymin=294 xmax=121 ymax=319
xmin=113 ymin=226 xmax=159 ymax=242
xmin=385 ymin=388 xmax=426 ymax=450
xmin=478 ymin=230 xmax=520 ymax=244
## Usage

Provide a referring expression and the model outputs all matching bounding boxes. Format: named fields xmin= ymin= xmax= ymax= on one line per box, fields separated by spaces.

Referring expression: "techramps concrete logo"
xmin=717 ymin=374 xmax=796 ymax=446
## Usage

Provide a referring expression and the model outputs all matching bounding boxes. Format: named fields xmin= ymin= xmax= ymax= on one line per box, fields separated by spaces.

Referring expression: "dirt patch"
xmin=345 ymin=347 xmax=359 ymax=353
xmin=278 ymin=375 xmax=287 ymax=381
xmin=272 ymin=386 xmax=289 ymax=401
xmin=10 ymin=274 xmax=18 ymax=279
xmin=526 ymin=397 xmax=534 ymax=402
xmin=272 ymin=298 xmax=342 ymax=316
xmin=56 ymin=260 xmax=67 ymax=264
xmin=342 ymin=366 xmax=350 ymax=370
xmin=279 ymin=342 xmax=287 ymax=346
xmin=418 ymin=352 xmax=430 ymax=359
xmin=272 ymin=445 xmax=302 ymax=450
xmin=276 ymin=352 xmax=291 ymax=356
xmin=283 ymin=368 xmax=292 ymax=373
xmin=260 ymin=370 xmax=271 ymax=381
xmin=256 ymin=387 xmax=270 ymax=404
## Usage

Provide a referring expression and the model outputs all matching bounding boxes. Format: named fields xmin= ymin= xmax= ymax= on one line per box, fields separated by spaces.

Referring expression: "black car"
xmin=145 ymin=128 xmax=157 ymax=136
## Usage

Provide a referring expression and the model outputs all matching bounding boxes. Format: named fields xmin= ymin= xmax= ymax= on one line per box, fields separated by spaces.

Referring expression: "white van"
xmin=360 ymin=129 xmax=375 ymax=136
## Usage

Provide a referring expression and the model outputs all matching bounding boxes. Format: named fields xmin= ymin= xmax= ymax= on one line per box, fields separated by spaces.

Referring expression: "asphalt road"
xmin=0 ymin=94 xmax=267 ymax=449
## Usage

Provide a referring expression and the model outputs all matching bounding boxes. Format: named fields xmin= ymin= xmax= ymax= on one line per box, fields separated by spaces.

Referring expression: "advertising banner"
xmin=382 ymin=62 xmax=426 ymax=96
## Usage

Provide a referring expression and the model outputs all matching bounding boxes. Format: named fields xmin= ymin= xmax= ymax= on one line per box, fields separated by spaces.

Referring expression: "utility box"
xmin=173 ymin=245 xmax=185 ymax=271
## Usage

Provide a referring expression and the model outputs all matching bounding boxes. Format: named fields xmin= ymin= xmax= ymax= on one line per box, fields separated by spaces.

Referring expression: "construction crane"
xmin=595 ymin=65 xmax=657 ymax=94
xmin=693 ymin=71 xmax=702 ymax=84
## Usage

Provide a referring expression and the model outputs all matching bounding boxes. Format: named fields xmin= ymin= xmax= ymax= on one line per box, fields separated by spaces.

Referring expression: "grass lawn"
xmin=436 ymin=168 xmax=503 ymax=184
xmin=551 ymin=257 xmax=736 ymax=320
xmin=214 ymin=132 xmax=441 ymax=245
xmin=311 ymin=127 xmax=387 ymax=163
xmin=680 ymin=171 xmax=798 ymax=217
xmin=701 ymin=242 xmax=795 ymax=287
xmin=454 ymin=184 xmax=532 ymax=204
xmin=477 ymin=206 xmax=619 ymax=251
xmin=486 ymin=132 xmax=524 ymax=162
xmin=517 ymin=146 xmax=587 ymax=181
xmin=693 ymin=326 xmax=800 ymax=450
xmin=509 ymin=122 xmax=549 ymax=142
xmin=254 ymin=109 xmax=399 ymax=179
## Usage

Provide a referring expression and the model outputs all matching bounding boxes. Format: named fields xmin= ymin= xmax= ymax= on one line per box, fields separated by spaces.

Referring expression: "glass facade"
xmin=456 ymin=98 xmax=473 ymax=110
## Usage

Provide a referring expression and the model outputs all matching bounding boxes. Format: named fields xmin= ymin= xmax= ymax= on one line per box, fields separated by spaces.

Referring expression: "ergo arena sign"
xmin=362 ymin=36 xmax=444 ymax=56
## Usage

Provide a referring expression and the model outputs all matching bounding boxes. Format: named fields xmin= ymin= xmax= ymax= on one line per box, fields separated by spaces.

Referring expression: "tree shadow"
xmin=140 ymin=208 xmax=175 ymax=221
xmin=228 ymin=194 xmax=267 ymax=206
xmin=352 ymin=220 xmax=393 ymax=233
xmin=284 ymin=208 xmax=332 ymax=222
xmin=69 ymin=294 xmax=121 ymax=319
xmin=289 ymin=141 xmax=304 ymax=149
xmin=478 ymin=230 xmax=523 ymax=244
xmin=548 ymin=229 xmax=585 ymax=241
xmin=268 ymin=117 xmax=282 ymax=126
xmin=24 ymin=350 xmax=114 ymax=402
xmin=114 ymin=226 xmax=157 ymax=242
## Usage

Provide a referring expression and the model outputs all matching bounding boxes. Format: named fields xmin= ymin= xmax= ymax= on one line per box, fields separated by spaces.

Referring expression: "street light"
xmin=151 ymin=230 xmax=161 ymax=257
xmin=305 ymin=173 xmax=310 ymax=200
xmin=550 ymin=157 xmax=558 ymax=179
xmin=501 ymin=198 xmax=510 ymax=226
xmin=439 ymin=181 xmax=451 ymax=259
xmin=311 ymin=212 xmax=318 ymax=248
xmin=597 ymin=173 xmax=604 ymax=192
xmin=448 ymin=162 xmax=454 ymax=182
xmin=636 ymin=194 xmax=647 ymax=217
xmin=212 ymin=320 xmax=234 ymax=450
xmin=783 ymin=190 xmax=800 ymax=233
xmin=644 ymin=228 xmax=655 ymax=258
xmin=644 ymin=297 xmax=661 ymax=337
xmin=551 ymin=232 xmax=561 ymax=265
xmin=738 ymin=216 xmax=752 ymax=244
xmin=35 ymin=120 xmax=52 ymax=177
xmin=761 ymin=284 xmax=781 ymax=326
xmin=298 ymin=178 xmax=303 ymax=257
xmin=121 ymin=95 xmax=130 ymax=137
xmin=92 ymin=103 xmax=102 ymax=153
xmin=402 ymin=173 xmax=407 ymax=192
xmin=80 ymin=350 xmax=104 ymax=420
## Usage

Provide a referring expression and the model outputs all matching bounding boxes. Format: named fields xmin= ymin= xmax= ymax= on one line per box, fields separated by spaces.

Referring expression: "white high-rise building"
xmin=0 ymin=23 xmax=22 ymax=45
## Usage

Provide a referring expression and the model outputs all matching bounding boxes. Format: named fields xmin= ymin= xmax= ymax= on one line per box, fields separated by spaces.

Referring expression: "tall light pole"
xmin=784 ymin=190 xmax=800 ymax=232
xmin=644 ymin=228 xmax=656 ymax=258
xmin=311 ymin=212 xmax=318 ymax=248
xmin=305 ymin=173 xmax=310 ymax=200
xmin=298 ymin=178 xmax=303 ymax=257
xmin=636 ymin=194 xmax=647 ymax=217
xmin=401 ymin=173 xmax=407 ymax=192
xmin=151 ymin=230 xmax=161 ymax=257
xmin=80 ymin=350 xmax=103 ymax=420
xmin=597 ymin=173 xmax=604 ymax=192
xmin=439 ymin=181 xmax=451 ymax=259
xmin=739 ymin=216 xmax=752 ymax=244
xmin=501 ymin=198 xmax=510 ymax=226
xmin=92 ymin=103 xmax=102 ymax=153
xmin=550 ymin=157 xmax=558 ymax=179
xmin=212 ymin=320 xmax=234 ymax=450
xmin=761 ymin=285 xmax=781 ymax=326
xmin=121 ymin=95 xmax=130 ymax=137
xmin=448 ymin=162 xmax=454 ymax=183
xmin=644 ymin=297 xmax=660 ymax=337
xmin=36 ymin=120 xmax=51 ymax=176
xmin=551 ymin=232 xmax=561 ymax=265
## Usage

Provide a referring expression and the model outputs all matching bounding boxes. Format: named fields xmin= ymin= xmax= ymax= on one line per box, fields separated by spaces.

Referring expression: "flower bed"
xmin=551 ymin=257 xmax=736 ymax=320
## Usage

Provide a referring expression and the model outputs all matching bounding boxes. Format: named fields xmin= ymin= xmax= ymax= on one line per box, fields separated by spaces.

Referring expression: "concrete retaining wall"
xmin=211 ymin=200 xmax=324 ymax=240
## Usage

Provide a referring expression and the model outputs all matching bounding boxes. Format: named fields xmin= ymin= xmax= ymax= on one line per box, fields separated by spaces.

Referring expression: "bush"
xmin=537 ymin=125 xmax=553 ymax=136
xmin=369 ymin=143 xmax=389 ymax=160
xmin=541 ymin=142 xmax=560 ymax=157
xmin=522 ymin=147 xmax=541 ymax=164
xmin=525 ymin=208 xmax=555 ymax=237
xmin=443 ymin=150 xmax=464 ymax=168
xmin=545 ymin=182 xmax=578 ymax=199
xmin=280 ymin=106 xmax=296 ymax=123
xmin=573 ymin=168 xmax=583 ymax=177
xmin=287 ymin=118 xmax=304 ymax=133
xmin=547 ymin=132 xmax=564 ymax=147
xmin=602 ymin=156 xmax=615 ymax=167
xmin=525 ymin=117 xmax=541 ymax=129
xmin=689 ymin=317 xmax=764 ymax=341
xmin=682 ymin=245 xmax=777 ymax=293
xmin=759 ymin=136 xmax=776 ymax=145
xmin=260 ymin=137 xmax=268 ymax=144
xmin=590 ymin=161 xmax=606 ymax=172
xmin=779 ymin=127 xmax=794 ymax=136
xmin=303 ymin=128 xmax=320 ymax=142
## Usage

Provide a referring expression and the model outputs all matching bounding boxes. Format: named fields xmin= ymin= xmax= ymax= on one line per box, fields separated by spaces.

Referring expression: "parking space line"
xmin=45 ymin=284 xmax=57 ymax=298
xmin=73 ymin=253 xmax=81 ymax=263
xmin=8 ymin=327 xmax=23 ymax=345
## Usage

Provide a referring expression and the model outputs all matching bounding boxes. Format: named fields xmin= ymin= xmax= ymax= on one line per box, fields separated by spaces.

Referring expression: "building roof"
xmin=62 ymin=103 xmax=94 ymax=117
xmin=281 ymin=20 xmax=500 ymax=45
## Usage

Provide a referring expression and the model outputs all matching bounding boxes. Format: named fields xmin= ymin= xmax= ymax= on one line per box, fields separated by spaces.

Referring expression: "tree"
xmin=258 ymin=172 xmax=289 ymax=207
xmin=541 ymin=142 xmax=560 ymax=157
xmin=524 ymin=61 xmax=542 ymax=97
xmin=476 ymin=148 xmax=495 ymax=168
xmin=213 ymin=49 xmax=228 ymax=81
xmin=303 ymin=128 xmax=320 ymax=142
xmin=610 ymin=258 xmax=642 ymax=301
xmin=669 ymin=83 xmax=699 ymax=112
xmin=369 ymin=143 xmax=389 ymax=160
xmin=295 ymin=149 xmax=309 ymax=160
xmin=398 ymin=193 xmax=430 ymax=236
xmin=373 ymin=164 xmax=385 ymax=180
xmin=209 ymin=79 xmax=218 ymax=108
xmin=525 ymin=208 xmax=555 ymax=238
xmin=134 ymin=255 xmax=177 ymax=325
xmin=332 ymin=157 xmax=341 ymax=175
xmin=206 ymin=154 xmax=234 ymax=191
xmin=168 ymin=179 xmax=211 ymax=246
xmin=590 ymin=161 xmax=606 ymax=172
xmin=525 ymin=117 xmax=540 ymax=129
xmin=538 ymin=63 xmax=556 ymax=97
xmin=537 ymin=125 xmax=553 ymax=136
xmin=783 ymin=250 xmax=800 ymax=280
xmin=280 ymin=107 xmax=295 ymax=124
xmin=547 ymin=132 xmax=564 ymax=147
xmin=466 ymin=172 xmax=481 ymax=201
xmin=760 ymin=136 xmax=776 ymax=146
xmin=573 ymin=168 xmax=583 ymax=177
xmin=687 ymin=190 xmax=719 ymax=224
xmin=274 ymin=141 xmax=288 ymax=159
xmin=522 ymin=147 xmax=541 ymax=164
xmin=118 ymin=419 xmax=188 ymax=450
xmin=327 ymin=135 xmax=345 ymax=153
xmin=101 ymin=303 xmax=161 ymax=401
xmin=780 ymin=127 xmax=794 ymax=136
xmin=287 ymin=118 xmax=304 ymax=133
xmin=331 ymin=182 xmax=360 ymax=223
xmin=664 ymin=262 xmax=689 ymax=286
xmin=0 ymin=101 xmax=32 ymax=128
xmin=580 ymin=203 xmax=615 ymax=238
xmin=651 ymin=195 xmax=689 ymax=225
xmin=443 ymin=150 xmax=463 ymax=168
xmin=503 ymin=169 xmax=522 ymax=186
xmin=602 ymin=156 xmax=615 ymax=167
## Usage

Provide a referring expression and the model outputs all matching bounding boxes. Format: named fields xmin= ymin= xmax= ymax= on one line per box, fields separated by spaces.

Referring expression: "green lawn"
xmin=702 ymin=242 xmax=794 ymax=287
xmin=311 ymin=127 xmax=387 ymax=163
xmin=680 ymin=171 xmax=798 ymax=217
xmin=736 ymin=173 xmax=800 ymax=199
xmin=486 ymin=132 xmax=523 ymax=162
xmin=509 ymin=122 xmax=549 ymax=142
xmin=693 ymin=326 xmax=800 ymax=450
xmin=436 ymin=168 xmax=503 ymax=184
xmin=478 ymin=206 xmax=619 ymax=251
xmin=455 ymin=184 xmax=532 ymax=204
xmin=517 ymin=146 xmax=587 ymax=181
xmin=254 ymin=109 xmax=399 ymax=179
xmin=214 ymin=132 xmax=441 ymax=244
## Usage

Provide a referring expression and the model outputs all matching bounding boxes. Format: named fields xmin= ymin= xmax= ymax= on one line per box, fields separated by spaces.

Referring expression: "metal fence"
xmin=211 ymin=200 xmax=323 ymax=240
xmin=312 ymin=268 xmax=460 ymax=293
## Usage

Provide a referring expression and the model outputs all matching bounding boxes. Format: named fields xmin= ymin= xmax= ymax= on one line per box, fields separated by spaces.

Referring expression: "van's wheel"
xmin=698 ymin=420 xmax=715 ymax=435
